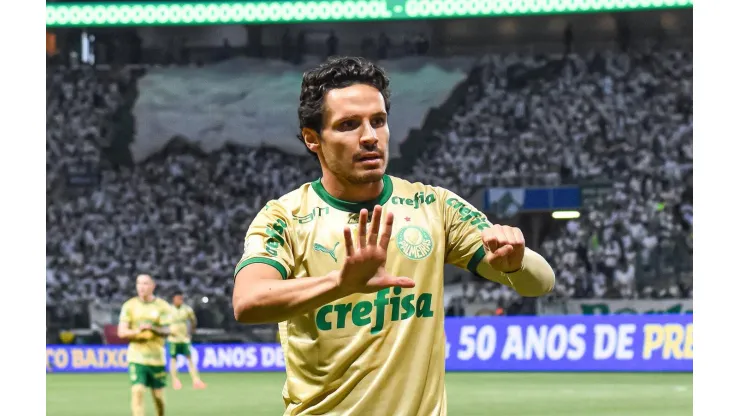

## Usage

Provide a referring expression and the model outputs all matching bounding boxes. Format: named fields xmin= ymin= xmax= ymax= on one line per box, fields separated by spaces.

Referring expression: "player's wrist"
xmin=502 ymin=265 xmax=523 ymax=274
xmin=327 ymin=271 xmax=350 ymax=299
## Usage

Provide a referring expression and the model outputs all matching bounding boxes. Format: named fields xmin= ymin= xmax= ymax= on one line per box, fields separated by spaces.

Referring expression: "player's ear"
xmin=302 ymin=128 xmax=321 ymax=155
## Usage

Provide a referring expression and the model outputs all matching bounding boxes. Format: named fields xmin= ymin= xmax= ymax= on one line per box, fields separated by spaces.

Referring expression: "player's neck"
xmin=139 ymin=295 xmax=155 ymax=303
xmin=319 ymin=173 xmax=384 ymax=203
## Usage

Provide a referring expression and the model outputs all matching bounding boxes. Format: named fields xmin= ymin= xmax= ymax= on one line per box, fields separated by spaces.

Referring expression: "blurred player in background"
xmin=232 ymin=57 xmax=556 ymax=415
xmin=167 ymin=292 xmax=206 ymax=390
xmin=118 ymin=274 xmax=172 ymax=416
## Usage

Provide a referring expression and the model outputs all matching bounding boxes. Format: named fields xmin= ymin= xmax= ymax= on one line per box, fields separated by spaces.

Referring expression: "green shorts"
xmin=168 ymin=342 xmax=191 ymax=358
xmin=128 ymin=363 xmax=167 ymax=389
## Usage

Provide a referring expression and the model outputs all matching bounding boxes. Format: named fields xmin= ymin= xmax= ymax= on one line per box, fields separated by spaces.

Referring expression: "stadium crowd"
xmin=46 ymin=44 xmax=692 ymax=325
xmin=409 ymin=44 xmax=693 ymax=308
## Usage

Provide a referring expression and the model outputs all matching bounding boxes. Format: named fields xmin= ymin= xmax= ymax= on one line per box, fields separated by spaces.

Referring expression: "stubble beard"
xmin=345 ymin=169 xmax=384 ymax=185
xmin=324 ymin=153 xmax=385 ymax=185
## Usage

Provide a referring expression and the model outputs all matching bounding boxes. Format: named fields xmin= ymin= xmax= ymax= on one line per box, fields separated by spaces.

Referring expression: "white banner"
xmin=565 ymin=299 xmax=693 ymax=315
xmin=132 ymin=56 xmax=474 ymax=162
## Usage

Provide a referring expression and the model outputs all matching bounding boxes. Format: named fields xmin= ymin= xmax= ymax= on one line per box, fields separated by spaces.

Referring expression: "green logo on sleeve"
xmin=265 ymin=218 xmax=288 ymax=256
xmin=446 ymin=198 xmax=491 ymax=230
xmin=315 ymin=288 xmax=434 ymax=333
xmin=313 ymin=242 xmax=340 ymax=262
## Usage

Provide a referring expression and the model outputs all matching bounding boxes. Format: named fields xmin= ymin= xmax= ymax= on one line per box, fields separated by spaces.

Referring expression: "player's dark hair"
xmin=297 ymin=56 xmax=391 ymax=155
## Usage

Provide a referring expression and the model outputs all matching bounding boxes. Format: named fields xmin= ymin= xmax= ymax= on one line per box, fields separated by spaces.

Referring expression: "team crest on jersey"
xmin=395 ymin=225 xmax=433 ymax=260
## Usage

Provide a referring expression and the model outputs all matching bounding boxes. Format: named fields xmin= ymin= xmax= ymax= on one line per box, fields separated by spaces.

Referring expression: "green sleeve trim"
xmin=466 ymin=245 xmax=486 ymax=275
xmin=234 ymin=257 xmax=288 ymax=280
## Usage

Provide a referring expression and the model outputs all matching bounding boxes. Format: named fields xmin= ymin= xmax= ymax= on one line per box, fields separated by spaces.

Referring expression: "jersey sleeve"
xmin=234 ymin=200 xmax=295 ymax=280
xmin=118 ymin=301 xmax=132 ymax=325
xmin=440 ymin=188 xmax=490 ymax=274
xmin=158 ymin=302 xmax=172 ymax=326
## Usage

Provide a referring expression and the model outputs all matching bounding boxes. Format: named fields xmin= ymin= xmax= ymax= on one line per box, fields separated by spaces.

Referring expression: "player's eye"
xmin=371 ymin=117 xmax=386 ymax=128
xmin=337 ymin=120 xmax=359 ymax=131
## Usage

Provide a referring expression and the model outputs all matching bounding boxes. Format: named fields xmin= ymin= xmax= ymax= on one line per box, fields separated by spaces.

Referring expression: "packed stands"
xmin=46 ymin=44 xmax=692 ymax=328
xmin=409 ymin=44 xmax=692 ymax=310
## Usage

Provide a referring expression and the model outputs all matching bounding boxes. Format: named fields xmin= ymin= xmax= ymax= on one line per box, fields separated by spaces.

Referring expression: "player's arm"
xmin=234 ymin=263 xmax=347 ymax=324
xmin=149 ymin=304 xmax=172 ymax=336
xmin=232 ymin=200 xmax=345 ymax=324
xmin=233 ymin=203 xmax=412 ymax=324
xmin=442 ymin=189 xmax=555 ymax=297
xmin=148 ymin=325 xmax=171 ymax=336
xmin=475 ymin=244 xmax=555 ymax=297
xmin=117 ymin=303 xmax=141 ymax=340
xmin=188 ymin=309 xmax=197 ymax=334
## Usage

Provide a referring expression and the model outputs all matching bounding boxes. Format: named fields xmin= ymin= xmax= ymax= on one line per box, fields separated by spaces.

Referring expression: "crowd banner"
xmin=47 ymin=315 xmax=691 ymax=373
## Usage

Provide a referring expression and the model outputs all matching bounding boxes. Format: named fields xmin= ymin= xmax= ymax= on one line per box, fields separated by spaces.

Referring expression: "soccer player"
xmin=232 ymin=57 xmax=556 ymax=416
xmin=167 ymin=292 xmax=206 ymax=390
xmin=118 ymin=274 xmax=172 ymax=416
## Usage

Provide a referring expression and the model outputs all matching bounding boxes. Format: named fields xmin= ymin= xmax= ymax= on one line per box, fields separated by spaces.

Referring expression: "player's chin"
xmin=350 ymin=168 xmax=385 ymax=184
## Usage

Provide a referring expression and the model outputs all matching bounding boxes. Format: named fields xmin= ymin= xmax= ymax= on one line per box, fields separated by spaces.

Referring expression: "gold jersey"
xmin=168 ymin=304 xmax=195 ymax=344
xmin=119 ymin=297 xmax=171 ymax=366
xmin=235 ymin=175 xmax=491 ymax=416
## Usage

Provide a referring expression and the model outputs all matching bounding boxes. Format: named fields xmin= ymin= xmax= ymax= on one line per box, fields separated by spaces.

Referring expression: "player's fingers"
xmin=375 ymin=275 xmax=415 ymax=289
xmin=514 ymin=227 xmax=526 ymax=247
xmin=358 ymin=209 xmax=368 ymax=248
xmin=392 ymin=277 xmax=416 ymax=288
xmin=492 ymin=245 xmax=514 ymax=259
xmin=503 ymin=226 xmax=517 ymax=245
xmin=343 ymin=226 xmax=355 ymax=257
xmin=493 ymin=224 xmax=509 ymax=249
xmin=368 ymin=205 xmax=383 ymax=246
xmin=378 ymin=210 xmax=394 ymax=250
xmin=482 ymin=229 xmax=500 ymax=252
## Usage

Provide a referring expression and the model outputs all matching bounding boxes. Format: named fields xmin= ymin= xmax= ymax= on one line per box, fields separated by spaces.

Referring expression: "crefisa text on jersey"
xmin=390 ymin=191 xmax=436 ymax=209
xmin=316 ymin=287 xmax=434 ymax=334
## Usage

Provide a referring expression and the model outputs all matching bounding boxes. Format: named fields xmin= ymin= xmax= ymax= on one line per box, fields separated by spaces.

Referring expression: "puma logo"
xmin=313 ymin=242 xmax=340 ymax=262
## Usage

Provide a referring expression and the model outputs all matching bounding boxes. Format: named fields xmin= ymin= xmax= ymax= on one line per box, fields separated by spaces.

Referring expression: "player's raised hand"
xmin=481 ymin=225 xmax=526 ymax=273
xmin=335 ymin=205 xmax=415 ymax=295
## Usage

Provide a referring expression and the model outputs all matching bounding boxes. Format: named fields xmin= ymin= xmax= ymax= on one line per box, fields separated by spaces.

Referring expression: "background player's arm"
xmin=117 ymin=303 xmax=142 ymax=340
xmin=147 ymin=325 xmax=170 ymax=336
xmin=188 ymin=309 xmax=197 ymax=335
xmin=442 ymin=189 xmax=554 ymax=297
xmin=148 ymin=304 xmax=172 ymax=336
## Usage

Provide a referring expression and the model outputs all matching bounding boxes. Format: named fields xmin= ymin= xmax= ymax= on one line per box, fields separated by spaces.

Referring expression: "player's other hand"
xmin=334 ymin=205 xmax=415 ymax=295
xmin=136 ymin=331 xmax=154 ymax=341
xmin=481 ymin=225 xmax=525 ymax=273
xmin=139 ymin=323 xmax=152 ymax=331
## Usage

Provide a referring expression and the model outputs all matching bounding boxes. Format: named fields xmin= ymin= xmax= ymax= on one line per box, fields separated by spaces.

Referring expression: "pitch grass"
xmin=47 ymin=372 xmax=692 ymax=415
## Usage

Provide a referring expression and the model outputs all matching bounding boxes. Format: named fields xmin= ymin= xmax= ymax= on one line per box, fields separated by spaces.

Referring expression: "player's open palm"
xmin=336 ymin=205 xmax=415 ymax=295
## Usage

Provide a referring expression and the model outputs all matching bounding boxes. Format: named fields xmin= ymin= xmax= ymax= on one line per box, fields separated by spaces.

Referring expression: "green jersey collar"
xmin=311 ymin=175 xmax=393 ymax=213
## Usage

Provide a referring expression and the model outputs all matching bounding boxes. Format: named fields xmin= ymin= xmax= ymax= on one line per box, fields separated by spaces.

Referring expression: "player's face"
xmin=315 ymin=84 xmax=389 ymax=185
xmin=136 ymin=275 xmax=155 ymax=298
xmin=172 ymin=295 xmax=183 ymax=306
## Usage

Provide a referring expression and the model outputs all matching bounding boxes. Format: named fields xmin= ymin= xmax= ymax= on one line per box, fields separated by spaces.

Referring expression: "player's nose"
xmin=359 ymin=122 xmax=378 ymax=146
